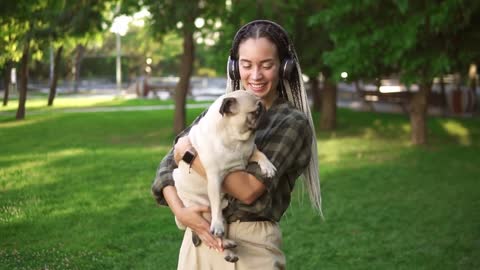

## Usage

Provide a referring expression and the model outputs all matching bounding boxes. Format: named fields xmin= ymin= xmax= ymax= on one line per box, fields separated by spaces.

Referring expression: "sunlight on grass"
xmin=0 ymin=96 xmax=185 ymax=114
xmin=0 ymin=149 xmax=87 ymax=191
xmin=1 ymin=96 xmax=116 ymax=111
xmin=1 ymin=160 xmax=47 ymax=189
xmin=0 ymin=117 xmax=50 ymax=128
xmin=401 ymin=123 xmax=410 ymax=133
xmin=0 ymin=196 xmax=42 ymax=224
xmin=319 ymin=137 xmax=404 ymax=169
xmin=441 ymin=120 xmax=472 ymax=145
xmin=1 ymin=108 xmax=478 ymax=269
xmin=0 ymin=203 xmax=26 ymax=223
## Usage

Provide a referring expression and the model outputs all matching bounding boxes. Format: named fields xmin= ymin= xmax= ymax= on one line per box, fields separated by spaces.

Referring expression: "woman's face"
xmin=238 ymin=37 xmax=280 ymax=107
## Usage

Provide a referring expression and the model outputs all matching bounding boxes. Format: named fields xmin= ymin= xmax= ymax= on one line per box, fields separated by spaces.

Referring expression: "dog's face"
xmin=218 ymin=91 xmax=264 ymax=140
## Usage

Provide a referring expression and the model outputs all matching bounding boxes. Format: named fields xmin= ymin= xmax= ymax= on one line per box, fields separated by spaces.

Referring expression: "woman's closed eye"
xmin=262 ymin=63 xmax=273 ymax=69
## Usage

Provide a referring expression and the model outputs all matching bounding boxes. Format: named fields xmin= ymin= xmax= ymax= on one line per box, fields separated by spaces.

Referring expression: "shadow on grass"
xmin=281 ymin=144 xmax=480 ymax=270
xmin=0 ymin=109 xmax=203 ymax=156
xmin=313 ymin=109 xmax=480 ymax=147
xmin=1 ymin=141 xmax=479 ymax=269
xmin=1 ymin=107 xmax=479 ymax=269
xmin=0 ymin=147 xmax=183 ymax=269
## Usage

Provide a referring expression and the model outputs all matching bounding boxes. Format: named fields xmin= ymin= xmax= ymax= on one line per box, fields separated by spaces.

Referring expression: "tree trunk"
xmin=73 ymin=44 xmax=85 ymax=93
xmin=16 ymin=38 xmax=30 ymax=120
xmin=409 ymin=81 xmax=432 ymax=145
xmin=309 ymin=75 xmax=321 ymax=111
xmin=48 ymin=46 xmax=64 ymax=106
xmin=2 ymin=61 xmax=12 ymax=106
xmin=355 ymin=80 xmax=373 ymax=111
xmin=173 ymin=26 xmax=195 ymax=134
xmin=468 ymin=63 xmax=477 ymax=92
xmin=320 ymin=76 xmax=337 ymax=130
xmin=439 ymin=75 xmax=447 ymax=116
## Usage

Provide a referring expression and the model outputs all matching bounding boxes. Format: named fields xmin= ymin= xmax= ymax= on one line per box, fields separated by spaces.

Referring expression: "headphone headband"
xmin=231 ymin=20 xmax=293 ymax=58
xmin=232 ymin=20 xmax=290 ymax=46
xmin=228 ymin=20 xmax=297 ymax=81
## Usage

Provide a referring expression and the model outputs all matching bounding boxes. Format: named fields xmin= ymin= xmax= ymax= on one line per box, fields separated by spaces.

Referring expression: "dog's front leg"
xmin=206 ymin=171 xmax=225 ymax=238
xmin=250 ymin=147 xmax=276 ymax=177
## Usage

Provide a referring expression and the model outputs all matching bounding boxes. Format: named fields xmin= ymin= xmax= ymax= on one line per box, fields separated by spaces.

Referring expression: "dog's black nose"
xmin=256 ymin=101 xmax=264 ymax=118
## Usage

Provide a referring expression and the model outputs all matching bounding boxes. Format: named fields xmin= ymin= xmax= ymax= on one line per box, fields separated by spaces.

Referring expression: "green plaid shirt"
xmin=152 ymin=97 xmax=312 ymax=222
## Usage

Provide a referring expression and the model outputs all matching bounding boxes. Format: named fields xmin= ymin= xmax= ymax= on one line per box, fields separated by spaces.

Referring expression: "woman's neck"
xmin=263 ymin=92 xmax=279 ymax=110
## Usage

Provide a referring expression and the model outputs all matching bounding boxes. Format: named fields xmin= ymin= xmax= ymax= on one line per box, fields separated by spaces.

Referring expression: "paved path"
xmin=0 ymin=103 xmax=212 ymax=116
xmin=0 ymin=99 xmax=450 ymax=117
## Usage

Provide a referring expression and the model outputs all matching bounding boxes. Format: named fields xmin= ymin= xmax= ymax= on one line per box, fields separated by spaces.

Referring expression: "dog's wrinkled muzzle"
xmin=248 ymin=101 xmax=265 ymax=130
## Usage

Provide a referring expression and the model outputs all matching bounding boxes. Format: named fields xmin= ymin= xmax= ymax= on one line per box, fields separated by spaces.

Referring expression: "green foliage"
xmin=311 ymin=0 xmax=480 ymax=83
xmin=0 ymin=104 xmax=479 ymax=269
xmin=0 ymin=0 xmax=113 ymax=72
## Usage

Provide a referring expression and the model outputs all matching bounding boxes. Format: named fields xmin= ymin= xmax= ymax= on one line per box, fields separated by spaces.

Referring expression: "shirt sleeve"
xmin=245 ymin=113 xmax=312 ymax=196
xmin=151 ymin=109 xmax=208 ymax=206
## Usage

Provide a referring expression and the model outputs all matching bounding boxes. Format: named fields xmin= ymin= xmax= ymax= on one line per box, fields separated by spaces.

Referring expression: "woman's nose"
xmin=251 ymin=67 xmax=263 ymax=80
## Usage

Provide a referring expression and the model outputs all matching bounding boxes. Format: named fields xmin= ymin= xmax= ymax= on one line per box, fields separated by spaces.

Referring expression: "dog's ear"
xmin=219 ymin=97 xmax=238 ymax=116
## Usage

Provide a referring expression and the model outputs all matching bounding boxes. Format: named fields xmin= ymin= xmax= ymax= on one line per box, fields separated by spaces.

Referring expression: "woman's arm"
xmin=223 ymin=171 xmax=266 ymax=205
xmin=174 ymin=136 xmax=266 ymax=205
xmin=162 ymin=186 xmax=223 ymax=251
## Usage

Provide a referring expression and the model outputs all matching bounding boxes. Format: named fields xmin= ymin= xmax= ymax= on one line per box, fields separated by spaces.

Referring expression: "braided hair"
xmin=226 ymin=20 xmax=323 ymax=218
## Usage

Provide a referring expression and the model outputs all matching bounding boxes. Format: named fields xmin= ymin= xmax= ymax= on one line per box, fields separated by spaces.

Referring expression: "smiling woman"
xmin=238 ymin=38 xmax=280 ymax=108
xmin=152 ymin=20 xmax=322 ymax=270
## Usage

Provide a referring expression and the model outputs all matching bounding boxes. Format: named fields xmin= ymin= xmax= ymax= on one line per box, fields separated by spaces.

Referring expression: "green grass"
xmin=0 ymin=94 xmax=205 ymax=114
xmin=0 ymin=103 xmax=479 ymax=269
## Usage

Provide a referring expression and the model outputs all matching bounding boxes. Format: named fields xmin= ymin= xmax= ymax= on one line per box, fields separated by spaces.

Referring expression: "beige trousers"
xmin=177 ymin=221 xmax=286 ymax=270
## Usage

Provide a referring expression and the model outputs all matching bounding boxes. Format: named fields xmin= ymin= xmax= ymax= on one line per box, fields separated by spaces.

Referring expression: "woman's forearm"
xmin=188 ymin=157 xmax=265 ymax=204
xmin=223 ymin=171 xmax=266 ymax=205
xmin=163 ymin=185 xmax=185 ymax=214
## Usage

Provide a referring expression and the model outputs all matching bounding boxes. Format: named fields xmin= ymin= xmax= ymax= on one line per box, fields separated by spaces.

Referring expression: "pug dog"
xmin=173 ymin=90 xmax=276 ymax=263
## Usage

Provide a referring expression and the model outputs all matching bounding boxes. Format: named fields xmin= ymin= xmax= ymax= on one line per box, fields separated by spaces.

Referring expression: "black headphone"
xmin=228 ymin=20 xmax=296 ymax=81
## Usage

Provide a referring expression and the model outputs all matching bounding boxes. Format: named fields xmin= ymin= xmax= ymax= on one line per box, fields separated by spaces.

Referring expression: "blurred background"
xmin=1 ymin=1 xmax=479 ymax=269
xmin=1 ymin=0 xmax=479 ymax=139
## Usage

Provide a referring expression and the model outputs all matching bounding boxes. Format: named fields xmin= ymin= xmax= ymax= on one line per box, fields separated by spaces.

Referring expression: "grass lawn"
xmin=0 ymin=94 xmax=206 ymax=114
xmin=0 ymin=100 xmax=479 ymax=269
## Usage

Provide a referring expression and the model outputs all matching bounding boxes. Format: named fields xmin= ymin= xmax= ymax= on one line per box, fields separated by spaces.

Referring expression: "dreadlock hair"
xmin=226 ymin=20 xmax=324 ymax=218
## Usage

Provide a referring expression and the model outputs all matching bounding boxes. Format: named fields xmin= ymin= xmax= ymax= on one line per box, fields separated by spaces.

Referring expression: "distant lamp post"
xmin=110 ymin=15 xmax=130 ymax=91
xmin=145 ymin=57 xmax=152 ymax=74
xmin=341 ymin=72 xmax=348 ymax=79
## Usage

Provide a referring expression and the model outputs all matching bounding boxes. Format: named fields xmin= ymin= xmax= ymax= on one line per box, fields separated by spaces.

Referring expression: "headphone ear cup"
xmin=228 ymin=57 xmax=240 ymax=80
xmin=280 ymin=58 xmax=296 ymax=80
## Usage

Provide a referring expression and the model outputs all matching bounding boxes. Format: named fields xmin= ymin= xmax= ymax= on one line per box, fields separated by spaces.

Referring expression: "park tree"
xmin=312 ymin=0 xmax=480 ymax=144
xmin=0 ymin=18 xmax=26 ymax=106
xmin=0 ymin=0 xmax=111 ymax=119
xmin=123 ymin=0 xmax=226 ymax=134
xmin=284 ymin=0 xmax=336 ymax=130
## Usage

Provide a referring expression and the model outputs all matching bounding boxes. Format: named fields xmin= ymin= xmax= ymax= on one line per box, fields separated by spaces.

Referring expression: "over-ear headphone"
xmin=228 ymin=20 xmax=296 ymax=81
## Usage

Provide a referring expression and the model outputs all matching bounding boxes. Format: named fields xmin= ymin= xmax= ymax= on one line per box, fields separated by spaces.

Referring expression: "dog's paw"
xmin=224 ymin=252 xmax=239 ymax=263
xmin=223 ymin=239 xmax=237 ymax=249
xmin=210 ymin=220 xmax=225 ymax=238
xmin=258 ymin=159 xmax=276 ymax=178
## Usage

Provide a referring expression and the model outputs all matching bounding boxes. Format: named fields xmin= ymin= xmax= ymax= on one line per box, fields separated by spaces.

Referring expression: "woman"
xmin=152 ymin=20 xmax=322 ymax=269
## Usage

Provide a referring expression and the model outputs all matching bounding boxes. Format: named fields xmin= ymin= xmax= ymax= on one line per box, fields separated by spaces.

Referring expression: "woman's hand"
xmin=163 ymin=187 xmax=223 ymax=251
xmin=174 ymin=136 xmax=193 ymax=165
xmin=176 ymin=205 xmax=224 ymax=252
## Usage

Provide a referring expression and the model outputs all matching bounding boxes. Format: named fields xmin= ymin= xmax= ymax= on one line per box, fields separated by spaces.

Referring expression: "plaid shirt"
xmin=151 ymin=97 xmax=312 ymax=222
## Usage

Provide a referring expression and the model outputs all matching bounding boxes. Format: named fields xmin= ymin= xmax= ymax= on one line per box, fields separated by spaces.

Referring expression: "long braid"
xmin=226 ymin=21 xmax=323 ymax=218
